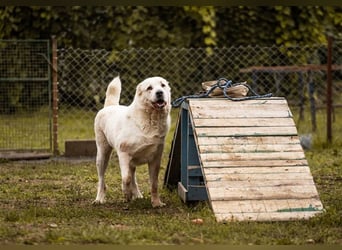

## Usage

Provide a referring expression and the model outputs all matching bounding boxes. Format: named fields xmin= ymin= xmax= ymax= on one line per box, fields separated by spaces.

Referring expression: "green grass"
xmin=0 ymin=107 xmax=51 ymax=150
xmin=292 ymin=106 xmax=342 ymax=148
xmin=0 ymin=152 xmax=341 ymax=245
xmin=0 ymin=106 xmax=341 ymax=245
xmin=57 ymin=106 xmax=97 ymax=153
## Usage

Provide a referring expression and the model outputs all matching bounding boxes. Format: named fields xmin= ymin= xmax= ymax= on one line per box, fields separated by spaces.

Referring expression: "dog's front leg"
xmin=130 ymin=167 xmax=143 ymax=200
xmin=148 ymin=154 xmax=165 ymax=208
xmin=118 ymin=152 xmax=135 ymax=202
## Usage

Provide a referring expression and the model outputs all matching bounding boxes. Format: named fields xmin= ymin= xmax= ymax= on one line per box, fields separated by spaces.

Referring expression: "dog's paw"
xmin=152 ymin=199 xmax=166 ymax=208
xmin=124 ymin=193 xmax=133 ymax=202
xmin=92 ymin=199 xmax=105 ymax=205
xmin=132 ymin=191 xmax=143 ymax=200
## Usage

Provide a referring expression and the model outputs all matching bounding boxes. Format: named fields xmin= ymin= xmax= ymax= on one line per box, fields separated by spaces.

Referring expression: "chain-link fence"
xmin=1 ymin=41 xmax=341 ymax=154
xmin=0 ymin=40 xmax=52 ymax=153
xmin=57 ymin=43 xmax=342 ymax=152
xmin=58 ymin=44 xmax=342 ymax=106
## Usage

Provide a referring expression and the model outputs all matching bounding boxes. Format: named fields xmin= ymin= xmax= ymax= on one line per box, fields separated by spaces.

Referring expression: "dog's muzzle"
xmin=152 ymin=91 xmax=167 ymax=110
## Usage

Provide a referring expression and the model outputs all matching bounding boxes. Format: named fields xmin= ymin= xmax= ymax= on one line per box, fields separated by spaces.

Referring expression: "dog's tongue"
xmin=153 ymin=100 xmax=166 ymax=109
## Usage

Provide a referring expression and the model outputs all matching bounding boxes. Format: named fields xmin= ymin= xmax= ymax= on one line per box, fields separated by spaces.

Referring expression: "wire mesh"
xmin=0 ymin=40 xmax=51 ymax=152
xmin=1 ymin=41 xmax=342 ymax=153
xmin=58 ymin=44 xmax=342 ymax=108
xmin=57 ymin=44 xmax=342 ymax=152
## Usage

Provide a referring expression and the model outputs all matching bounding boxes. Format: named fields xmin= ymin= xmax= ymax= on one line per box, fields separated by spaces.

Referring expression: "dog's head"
xmin=135 ymin=77 xmax=171 ymax=112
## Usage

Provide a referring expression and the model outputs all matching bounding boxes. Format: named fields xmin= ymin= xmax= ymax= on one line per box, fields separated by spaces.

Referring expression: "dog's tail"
xmin=104 ymin=76 xmax=121 ymax=107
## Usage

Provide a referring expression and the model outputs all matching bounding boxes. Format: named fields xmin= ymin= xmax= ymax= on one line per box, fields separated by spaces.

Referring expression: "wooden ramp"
xmin=165 ymin=97 xmax=324 ymax=222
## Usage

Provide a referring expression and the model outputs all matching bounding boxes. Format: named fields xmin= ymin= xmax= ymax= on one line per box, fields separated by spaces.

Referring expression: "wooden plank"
xmin=190 ymin=99 xmax=292 ymax=115
xmin=190 ymin=104 xmax=291 ymax=114
xmin=192 ymin=117 xmax=296 ymax=127
xmin=206 ymin=179 xmax=315 ymax=189
xmin=173 ymin=98 xmax=324 ymax=222
xmin=207 ymin=185 xmax=320 ymax=201
xmin=204 ymin=172 xmax=314 ymax=181
xmin=284 ymin=198 xmax=323 ymax=212
xmin=263 ymin=199 xmax=285 ymax=213
xmin=197 ymin=136 xmax=300 ymax=145
xmin=190 ymin=108 xmax=293 ymax=119
xmin=196 ymin=127 xmax=298 ymax=137
xmin=198 ymin=143 xmax=303 ymax=153
xmin=202 ymin=159 xmax=308 ymax=167
xmin=203 ymin=166 xmax=311 ymax=175
xmin=189 ymin=98 xmax=288 ymax=106
xmin=211 ymin=199 xmax=323 ymax=214
xmin=200 ymin=151 xmax=306 ymax=161
xmin=215 ymin=211 xmax=322 ymax=222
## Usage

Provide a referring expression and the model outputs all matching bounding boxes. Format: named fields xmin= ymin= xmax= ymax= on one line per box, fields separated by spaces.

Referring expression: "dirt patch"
xmin=0 ymin=151 xmax=51 ymax=161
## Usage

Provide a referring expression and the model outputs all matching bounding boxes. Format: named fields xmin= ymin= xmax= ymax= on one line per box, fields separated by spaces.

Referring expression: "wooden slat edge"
xmin=215 ymin=211 xmax=323 ymax=222
xmin=202 ymin=159 xmax=308 ymax=167
xmin=211 ymin=198 xmax=323 ymax=213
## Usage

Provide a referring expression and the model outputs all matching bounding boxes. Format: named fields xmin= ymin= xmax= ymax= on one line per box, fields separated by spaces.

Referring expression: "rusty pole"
xmin=51 ymin=36 xmax=59 ymax=155
xmin=326 ymin=36 xmax=333 ymax=144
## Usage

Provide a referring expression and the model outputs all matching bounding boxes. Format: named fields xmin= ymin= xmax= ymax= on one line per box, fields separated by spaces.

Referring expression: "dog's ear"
xmin=136 ymin=83 xmax=143 ymax=96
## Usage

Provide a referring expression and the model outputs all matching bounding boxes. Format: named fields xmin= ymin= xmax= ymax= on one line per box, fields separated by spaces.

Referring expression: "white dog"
xmin=93 ymin=76 xmax=171 ymax=207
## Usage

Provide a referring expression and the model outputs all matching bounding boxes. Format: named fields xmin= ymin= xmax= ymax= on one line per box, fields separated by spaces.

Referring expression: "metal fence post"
xmin=326 ymin=36 xmax=333 ymax=144
xmin=51 ymin=36 xmax=59 ymax=155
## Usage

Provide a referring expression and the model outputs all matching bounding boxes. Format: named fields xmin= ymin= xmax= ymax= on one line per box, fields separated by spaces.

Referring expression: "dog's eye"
xmin=147 ymin=85 xmax=153 ymax=91
xmin=161 ymin=83 xmax=166 ymax=88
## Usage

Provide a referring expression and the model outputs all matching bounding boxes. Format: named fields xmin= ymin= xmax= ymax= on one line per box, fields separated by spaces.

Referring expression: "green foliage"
xmin=0 ymin=7 xmax=203 ymax=50
xmin=0 ymin=40 xmax=50 ymax=114
xmin=1 ymin=6 xmax=341 ymax=49
xmin=216 ymin=6 xmax=277 ymax=46
xmin=275 ymin=6 xmax=327 ymax=47
xmin=184 ymin=6 xmax=217 ymax=55
xmin=0 ymin=82 xmax=49 ymax=114
xmin=216 ymin=6 xmax=342 ymax=48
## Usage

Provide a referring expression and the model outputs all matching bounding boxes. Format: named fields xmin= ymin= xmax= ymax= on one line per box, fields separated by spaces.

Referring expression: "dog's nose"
xmin=156 ymin=90 xmax=164 ymax=99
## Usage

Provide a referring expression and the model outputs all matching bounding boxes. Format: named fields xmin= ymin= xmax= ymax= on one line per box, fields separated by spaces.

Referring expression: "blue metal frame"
xmin=177 ymin=100 xmax=208 ymax=202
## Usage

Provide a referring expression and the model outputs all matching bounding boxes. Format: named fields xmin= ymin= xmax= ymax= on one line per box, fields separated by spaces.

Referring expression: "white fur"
xmin=93 ymin=76 xmax=171 ymax=207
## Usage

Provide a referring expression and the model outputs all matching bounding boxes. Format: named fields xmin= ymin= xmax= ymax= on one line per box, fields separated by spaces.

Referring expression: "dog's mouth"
xmin=152 ymin=100 xmax=167 ymax=110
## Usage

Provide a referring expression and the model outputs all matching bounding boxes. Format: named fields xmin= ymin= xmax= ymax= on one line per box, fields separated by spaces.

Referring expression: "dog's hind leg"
xmin=93 ymin=139 xmax=112 ymax=204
